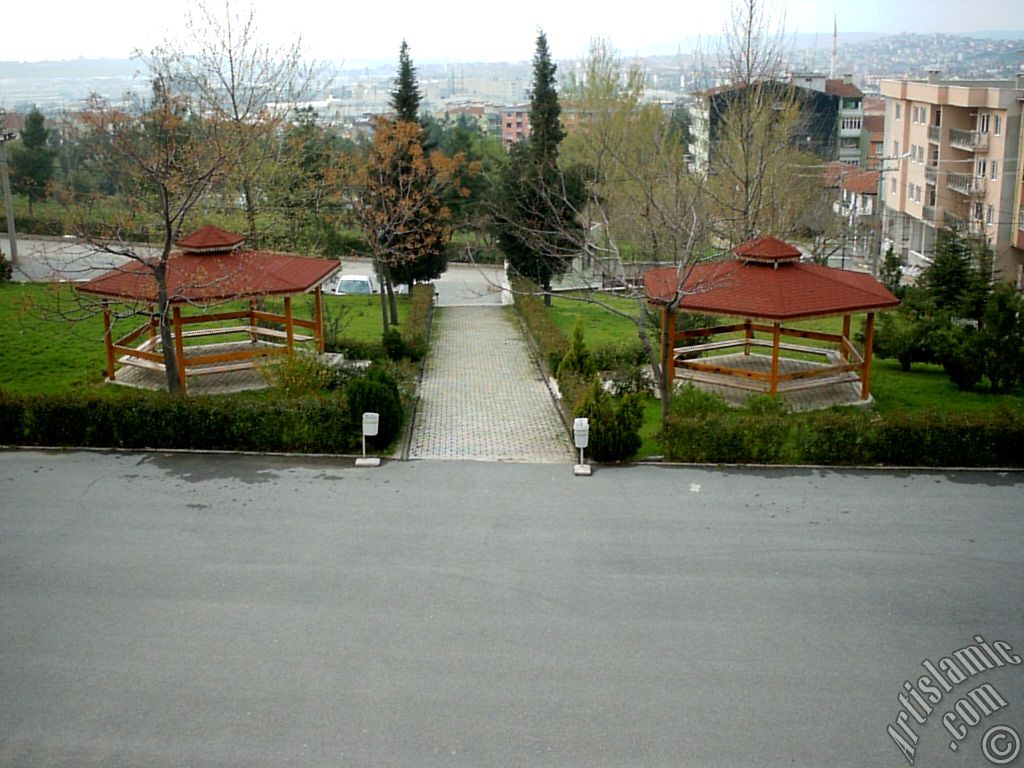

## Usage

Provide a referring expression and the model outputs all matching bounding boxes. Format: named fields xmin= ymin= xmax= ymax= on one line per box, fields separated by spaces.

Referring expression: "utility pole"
xmin=0 ymin=124 xmax=18 ymax=269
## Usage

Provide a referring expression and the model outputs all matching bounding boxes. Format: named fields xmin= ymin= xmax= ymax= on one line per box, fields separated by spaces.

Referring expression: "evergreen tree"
xmin=527 ymin=31 xmax=564 ymax=169
xmin=390 ymin=40 xmax=421 ymax=124
xmin=10 ymin=108 xmax=56 ymax=213
xmin=492 ymin=30 xmax=585 ymax=304
xmin=921 ymin=228 xmax=991 ymax=319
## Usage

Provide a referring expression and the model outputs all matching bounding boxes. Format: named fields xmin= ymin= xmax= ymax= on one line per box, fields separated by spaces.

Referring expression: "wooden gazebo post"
xmin=284 ymin=296 xmax=294 ymax=356
xmin=172 ymin=306 xmax=187 ymax=394
xmin=769 ymin=321 xmax=782 ymax=395
xmin=314 ymin=286 xmax=325 ymax=353
xmin=861 ymin=312 xmax=876 ymax=400
xmin=101 ymin=300 xmax=115 ymax=381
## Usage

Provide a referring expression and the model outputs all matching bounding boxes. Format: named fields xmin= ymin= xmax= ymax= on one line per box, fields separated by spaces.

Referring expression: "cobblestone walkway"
xmin=408 ymin=306 xmax=574 ymax=463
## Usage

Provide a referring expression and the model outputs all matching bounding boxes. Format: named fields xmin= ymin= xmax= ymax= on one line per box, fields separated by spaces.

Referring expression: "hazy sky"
xmin=6 ymin=0 xmax=1022 ymax=64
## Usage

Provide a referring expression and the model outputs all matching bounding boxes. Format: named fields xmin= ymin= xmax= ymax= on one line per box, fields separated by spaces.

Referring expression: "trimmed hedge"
xmin=660 ymin=408 xmax=1024 ymax=467
xmin=0 ymin=390 xmax=359 ymax=454
xmin=510 ymin=276 xmax=569 ymax=371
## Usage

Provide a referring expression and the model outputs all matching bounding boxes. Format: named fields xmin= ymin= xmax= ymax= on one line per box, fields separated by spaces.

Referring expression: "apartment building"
xmin=688 ymin=81 xmax=840 ymax=173
xmin=499 ymin=105 xmax=531 ymax=147
xmin=880 ymin=73 xmax=1024 ymax=285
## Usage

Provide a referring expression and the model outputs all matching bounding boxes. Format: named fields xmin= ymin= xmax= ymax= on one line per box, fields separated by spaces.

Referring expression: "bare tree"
xmin=76 ymin=60 xmax=235 ymax=393
xmin=156 ymin=0 xmax=325 ymax=246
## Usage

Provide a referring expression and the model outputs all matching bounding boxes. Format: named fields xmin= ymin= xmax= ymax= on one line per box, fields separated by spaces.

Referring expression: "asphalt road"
xmin=1 ymin=452 xmax=1022 ymax=767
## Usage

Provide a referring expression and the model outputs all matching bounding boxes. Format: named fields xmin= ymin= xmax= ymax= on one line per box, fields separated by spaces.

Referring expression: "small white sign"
xmin=362 ymin=412 xmax=380 ymax=437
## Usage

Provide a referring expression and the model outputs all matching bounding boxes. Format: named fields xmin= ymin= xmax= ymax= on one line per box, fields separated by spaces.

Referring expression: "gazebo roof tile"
xmin=76 ymin=246 xmax=340 ymax=304
xmin=176 ymin=224 xmax=246 ymax=252
xmin=645 ymin=238 xmax=899 ymax=320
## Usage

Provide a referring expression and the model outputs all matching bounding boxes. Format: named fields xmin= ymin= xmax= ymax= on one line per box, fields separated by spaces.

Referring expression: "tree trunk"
xmin=242 ymin=179 xmax=259 ymax=248
xmin=543 ymin=278 xmax=552 ymax=307
xmin=381 ymin=262 xmax=399 ymax=326
xmin=635 ymin=317 xmax=668 ymax=424
xmin=154 ymin=264 xmax=181 ymax=394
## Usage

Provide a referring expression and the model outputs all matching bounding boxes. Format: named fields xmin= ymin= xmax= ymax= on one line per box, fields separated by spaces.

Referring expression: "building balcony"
xmin=925 ymin=166 xmax=938 ymax=184
xmin=944 ymin=210 xmax=966 ymax=230
xmin=948 ymin=127 xmax=989 ymax=152
xmin=922 ymin=205 xmax=937 ymax=222
xmin=947 ymin=172 xmax=985 ymax=196
xmin=927 ymin=125 xmax=941 ymax=143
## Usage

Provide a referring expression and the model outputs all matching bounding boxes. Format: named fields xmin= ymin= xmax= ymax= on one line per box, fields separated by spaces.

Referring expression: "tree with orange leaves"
xmin=349 ymin=116 xmax=471 ymax=331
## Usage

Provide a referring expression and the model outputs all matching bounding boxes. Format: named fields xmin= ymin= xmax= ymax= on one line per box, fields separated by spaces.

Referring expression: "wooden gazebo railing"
xmin=101 ymin=293 xmax=325 ymax=394
xmin=666 ymin=316 xmax=873 ymax=398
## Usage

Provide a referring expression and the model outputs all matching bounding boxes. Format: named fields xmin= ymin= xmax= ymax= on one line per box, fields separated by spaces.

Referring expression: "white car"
xmin=332 ymin=274 xmax=377 ymax=295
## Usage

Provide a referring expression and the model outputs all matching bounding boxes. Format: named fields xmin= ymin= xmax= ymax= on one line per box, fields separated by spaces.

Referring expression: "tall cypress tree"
xmin=390 ymin=41 xmax=421 ymax=124
xmin=492 ymin=30 xmax=584 ymax=304
xmin=527 ymin=31 xmax=564 ymax=169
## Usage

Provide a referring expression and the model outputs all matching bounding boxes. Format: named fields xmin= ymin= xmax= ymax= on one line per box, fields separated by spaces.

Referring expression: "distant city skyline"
xmin=6 ymin=0 xmax=1023 ymax=66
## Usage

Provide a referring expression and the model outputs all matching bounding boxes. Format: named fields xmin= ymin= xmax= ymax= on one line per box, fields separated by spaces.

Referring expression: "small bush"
xmin=939 ymin=326 xmax=984 ymax=392
xmin=574 ymin=376 xmax=643 ymax=462
xmin=324 ymin=337 xmax=387 ymax=361
xmin=511 ymin=276 xmax=568 ymax=372
xmin=261 ymin=353 xmax=336 ymax=397
xmin=669 ymin=383 xmax=731 ymax=418
xmin=344 ymin=364 xmax=404 ymax=448
xmin=0 ymin=256 xmax=11 ymax=284
xmin=557 ymin=319 xmax=596 ymax=379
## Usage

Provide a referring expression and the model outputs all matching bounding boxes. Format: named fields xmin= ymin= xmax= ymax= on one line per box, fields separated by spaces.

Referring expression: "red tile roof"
xmin=645 ymin=255 xmax=899 ymax=321
xmin=825 ymin=79 xmax=863 ymax=99
xmin=176 ymin=224 xmax=246 ymax=252
xmin=76 ymin=231 xmax=341 ymax=303
xmin=843 ymin=170 xmax=880 ymax=196
xmin=734 ymin=235 xmax=802 ymax=262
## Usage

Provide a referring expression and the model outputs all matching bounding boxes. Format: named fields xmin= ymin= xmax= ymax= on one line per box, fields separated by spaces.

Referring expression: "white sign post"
xmin=573 ymin=417 xmax=591 ymax=476
xmin=356 ymin=412 xmax=381 ymax=467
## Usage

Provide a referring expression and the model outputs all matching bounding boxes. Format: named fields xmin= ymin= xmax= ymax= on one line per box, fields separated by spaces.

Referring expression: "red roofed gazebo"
xmin=76 ymin=225 xmax=341 ymax=394
xmin=644 ymin=236 xmax=900 ymax=406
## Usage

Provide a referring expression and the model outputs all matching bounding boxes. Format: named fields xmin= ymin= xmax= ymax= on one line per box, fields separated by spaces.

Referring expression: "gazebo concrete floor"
xmin=674 ymin=352 xmax=871 ymax=412
xmin=108 ymin=341 xmax=283 ymax=395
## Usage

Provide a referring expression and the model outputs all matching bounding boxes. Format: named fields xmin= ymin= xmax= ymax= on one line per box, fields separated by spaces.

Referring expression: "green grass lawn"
xmin=0 ymin=283 xmax=406 ymax=395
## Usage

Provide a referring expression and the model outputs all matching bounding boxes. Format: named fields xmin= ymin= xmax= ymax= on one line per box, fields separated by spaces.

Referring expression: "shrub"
xmin=324 ymin=336 xmax=387 ymax=361
xmin=669 ymin=383 xmax=731 ymax=418
xmin=343 ymin=364 xmax=404 ymax=448
xmin=939 ymin=325 xmax=984 ymax=392
xmin=0 ymin=256 xmax=11 ymax=284
xmin=557 ymin=319 xmax=596 ymax=379
xmin=0 ymin=389 xmax=358 ymax=454
xmin=260 ymin=353 xmax=337 ymax=397
xmin=574 ymin=376 xmax=643 ymax=462
xmin=510 ymin=276 xmax=568 ymax=371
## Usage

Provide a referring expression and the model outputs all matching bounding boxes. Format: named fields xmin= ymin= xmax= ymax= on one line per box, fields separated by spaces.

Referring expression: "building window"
xmin=979 ymin=113 xmax=990 ymax=133
xmin=976 ymin=158 xmax=987 ymax=178
xmin=891 ymin=178 xmax=897 ymax=194
xmin=991 ymin=160 xmax=999 ymax=181
xmin=974 ymin=202 xmax=984 ymax=220
xmin=934 ymin=108 xmax=941 ymax=127
xmin=914 ymin=185 xmax=922 ymax=203
xmin=994 ymin=115 xmax=1002 ymax=135
xmin=986 ymin=205 xmax=994 ymax=225
xmin=893 ymin=140 xmax=900 ymax=157
xmin=907 ymin=184 xmax=914 ymax=200
xmin=841 ymin=117 xmax=862 ymax=130
xmin=895 ymin=104 xmax=902 ymax=120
